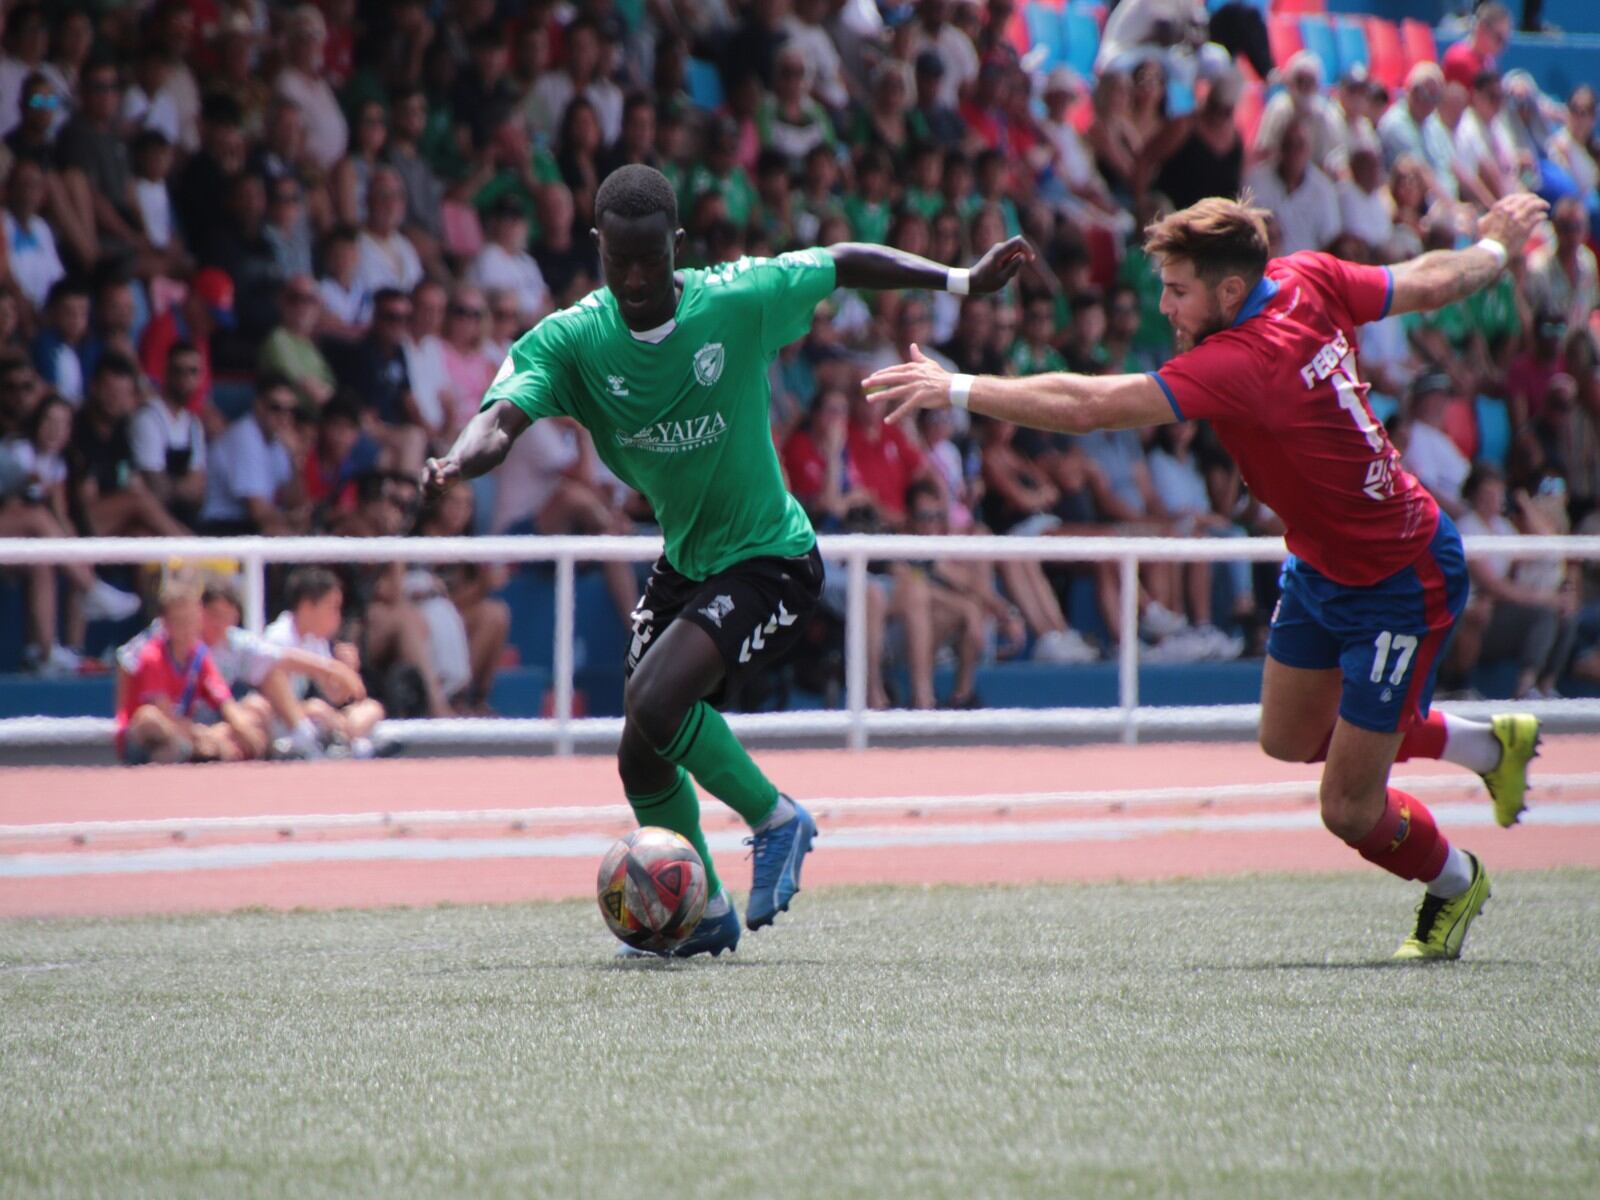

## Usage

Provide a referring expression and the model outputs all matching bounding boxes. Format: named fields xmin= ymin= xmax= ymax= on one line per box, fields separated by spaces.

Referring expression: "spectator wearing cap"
xmin=466 ymin=201 xmax=551 ymax=324
xmin=3 ymin=158 xmax=62 ymax=313
xmin=259 ymin=275 xmax=336 ymax=410
xmin=1455 ymin=71 xmax=1517 ymax=207
xmin=1442 ymin=1 xmax=1511 ymax=90
xmin=328 ymin=287 xmax=427 ymax=472
xmin=30 ymin=278 xmax=90 ymax=404
xmin=1527 ymin=197 xmax=1599 ymax=338
xmin=275 ymin=5 xmax=347 ymax=172
xmin=353 ymin=167 xmax=424 ymax=298
xmin=1244 ymin=116 xmax=1340 ymax=255
xmin=1253 ymin=52 xmax=1343 ymax=171
xmin=525 ymin=17 xmax=623 ymax=147
xmin=204 ymin=173 xmax=284 ymax=349
xmin=908 ymin=50 xmax=965 ymax=152
xmin=69 ymin=351 xmax=189 ymax=537
xmin=906 ymin=0 xmax=977 ymax=112
xmin=55 ymin=57 xmax=144 ymax=268
xmin=129 ymin=340 xmax=207 ymax=524
xmin=1402 ymin=373 xmax=1471 ymax=519
xmin=199 ymin=372 xmax=307 ymax=535
xmin=139 ymin=267 xmax=233 ymax=430
xmin=174 ymin=93 xmax=247 ymax=267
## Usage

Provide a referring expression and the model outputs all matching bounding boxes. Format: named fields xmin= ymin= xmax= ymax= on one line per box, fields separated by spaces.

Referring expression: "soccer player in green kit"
xmin=423 ymin=165 xmax=1031 ymax=956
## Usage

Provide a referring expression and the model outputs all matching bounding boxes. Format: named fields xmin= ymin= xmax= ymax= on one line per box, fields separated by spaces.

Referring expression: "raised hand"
xmin=1478 ymin=192 xmax=1549 ymax=255
xmin=967 ymin=236 xmax=1036 ymax=294
xmin=863 ymin=344 xmax=956 ymax=426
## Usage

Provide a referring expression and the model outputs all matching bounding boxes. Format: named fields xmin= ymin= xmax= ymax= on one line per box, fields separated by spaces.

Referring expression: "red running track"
xmin=1 ymin=739 xmax=1597 ymax=919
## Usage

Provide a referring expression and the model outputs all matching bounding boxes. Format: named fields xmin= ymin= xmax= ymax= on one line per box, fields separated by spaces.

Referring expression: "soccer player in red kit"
xmin=865 ymin=191 xmax=1550 ymax=960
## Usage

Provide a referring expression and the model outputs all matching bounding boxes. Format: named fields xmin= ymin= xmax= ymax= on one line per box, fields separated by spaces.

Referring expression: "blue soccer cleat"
xmin=745 ymin=797 xmax=817 ymax=930
xmin=616 ymin=895 xmax=742 ymax=959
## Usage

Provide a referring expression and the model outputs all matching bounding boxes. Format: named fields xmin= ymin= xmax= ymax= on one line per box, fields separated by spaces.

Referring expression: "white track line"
xmin=2 ymin=801 xmax=1599 ymax=879
xmin=5 ymin=773 xmax=1600 ymax=842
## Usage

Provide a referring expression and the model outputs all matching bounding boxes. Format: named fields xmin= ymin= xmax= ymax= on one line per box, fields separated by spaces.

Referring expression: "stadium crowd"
xmin=0 ymin=0 xmax=1598 ymax=746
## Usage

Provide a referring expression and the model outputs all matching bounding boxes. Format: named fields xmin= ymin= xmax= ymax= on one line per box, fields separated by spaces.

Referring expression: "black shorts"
xmin=625 ymin=546 xmax=825 ymax=700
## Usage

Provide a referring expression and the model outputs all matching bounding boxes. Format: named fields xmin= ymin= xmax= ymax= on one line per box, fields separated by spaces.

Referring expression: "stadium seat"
xmin=1007 ymin=8 xmax=1032 ymax=57
xmin=685 ymin=57 xmax=723 ymax=110
xmin=1024 ymin=4 xmax=1068 ymax=68
xmin=1334 ymin=18 xmax=1369 ymax=78
xmin=1298 ymin=16 xmax=1339 ymax=78
xmin=1400 ymin=19 xmax=1437 ymax=73
xmin=1272 ymin=0 xmax=1325 ymax=14
xmin=1064 ymin=8 xmax=1099 ymax=77
xmin=1071 ymin=1 xmax=1107 ymax=33
xmin=1267 ymin=14 xmax=1304 ymax=70
xmin=1364 ymin=16 xmax=1406 ymax=90
xmin=1234 ymin=81 xmax=1266 ymax=148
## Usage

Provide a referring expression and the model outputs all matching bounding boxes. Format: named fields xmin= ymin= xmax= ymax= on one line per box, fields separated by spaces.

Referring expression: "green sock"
xmin=626 ymin=767 xmax=723 ymax=896
xmin=657 ymin=701 xmax=780 ymax=828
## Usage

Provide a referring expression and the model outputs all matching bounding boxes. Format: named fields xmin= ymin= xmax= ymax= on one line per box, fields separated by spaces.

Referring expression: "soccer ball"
xmin=597 ymin=827 xmax=709 ymax=952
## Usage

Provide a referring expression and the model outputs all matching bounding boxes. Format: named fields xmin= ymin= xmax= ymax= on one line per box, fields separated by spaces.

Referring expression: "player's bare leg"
xmin=1257 ymin=658 xmax=1342 ymax=764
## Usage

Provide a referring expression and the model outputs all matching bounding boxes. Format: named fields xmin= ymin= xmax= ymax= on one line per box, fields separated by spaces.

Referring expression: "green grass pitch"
xmin=2 ymin=873 xmax=1597 ymax=1199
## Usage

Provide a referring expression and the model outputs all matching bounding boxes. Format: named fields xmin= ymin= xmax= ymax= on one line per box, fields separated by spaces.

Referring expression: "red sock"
xmin=1351 ymin=788 xmax=1450 ymax=882
xmin=1303 ymin=711 xmax=1448 ymax=765
xmin=1395 ymin=711 xmax=1447 ymax=762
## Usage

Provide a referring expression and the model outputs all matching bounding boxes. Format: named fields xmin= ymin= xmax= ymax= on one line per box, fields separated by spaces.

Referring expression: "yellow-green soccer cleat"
xmin=1393 ymin=853 xmax=1490 ymax=961
xmin=1482 ymin=714 xmax=1541 ymax=828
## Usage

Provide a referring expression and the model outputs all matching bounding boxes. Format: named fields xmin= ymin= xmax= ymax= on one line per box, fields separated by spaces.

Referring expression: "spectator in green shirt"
xmin=259 ymin=276 xmax=336 ymax=411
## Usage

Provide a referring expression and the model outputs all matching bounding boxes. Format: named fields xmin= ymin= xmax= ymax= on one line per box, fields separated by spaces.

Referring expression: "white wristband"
xmin=946 ymin=267 xmax=971 ymax=296
xmin=1476 ymin=238 xmax=1508 ymax=268
xmin=949 ymin=373 xmax=975 ymax=410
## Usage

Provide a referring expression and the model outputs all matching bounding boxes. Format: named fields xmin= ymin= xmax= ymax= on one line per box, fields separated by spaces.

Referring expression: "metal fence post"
xmin=243 ymin=553 xmax=266 ymax=634
xmin=1118 ymin=553 xmax=1140 ymax=745
xmin=846 ymin=551 xmax=868 ymax=751
xmin=554 ymin=553 xmax=575 ymax=755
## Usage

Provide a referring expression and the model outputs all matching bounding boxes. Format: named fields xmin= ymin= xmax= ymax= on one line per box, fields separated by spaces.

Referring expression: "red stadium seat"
xmin=1401 ymin=18 xmax=1438 ymax=71
xmin=1365 ymin=17 xmax=1405 ymax=89
xmin=1007 ymin=8 xmax=1031 ymax=56
xmin=1272 ymin=0 xmax=1326 ymax=14
xmin=1268 ymin=13 xmax=1304 ymax=70
xmin=1234 ymin=81 xmax=1266 ymax=149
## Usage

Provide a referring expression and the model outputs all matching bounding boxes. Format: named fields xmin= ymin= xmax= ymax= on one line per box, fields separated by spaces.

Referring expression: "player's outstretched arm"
xmin=828 ymin=237 xmax=1034 ymax=295
xmin=863 ymin=345 xmax=1176 ymax=434
xmin=421 ymin=399 xmax=531 ymax=498
xmin=1387 ymin=192 xmax=1548 ymax=317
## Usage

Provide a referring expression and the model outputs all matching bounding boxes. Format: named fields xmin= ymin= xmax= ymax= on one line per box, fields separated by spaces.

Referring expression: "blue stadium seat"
xmin=685 ymin=57 xmax=724 ymax=111
xmin=1064 ymin=8 xmax=1100 ymax=77
xmin=1024 ymin=4 xmax=1067 ymax=69
xmin=1334 ymin=18 xmax=1370 ymax=79
xmin=212 ymin=378 xmax=255 ymax=421
xmin=1298 ymin=16 xmax=1339 ymax=80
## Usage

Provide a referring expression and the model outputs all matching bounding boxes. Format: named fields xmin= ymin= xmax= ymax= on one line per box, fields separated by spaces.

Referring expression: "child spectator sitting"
xmin=117 ymin=576 xmax=262 ymax=764
xmin=265 ymin=567 xmax=389 ymax=756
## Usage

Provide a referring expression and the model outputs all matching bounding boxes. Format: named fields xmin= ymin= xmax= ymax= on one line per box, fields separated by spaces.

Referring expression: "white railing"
xmin=2 ymin=533 xmax=1599 ymax=752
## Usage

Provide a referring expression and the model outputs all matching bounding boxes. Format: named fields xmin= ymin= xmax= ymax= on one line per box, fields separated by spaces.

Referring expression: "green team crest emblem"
xmin=693 ymin=342 xmax=725 ymax=386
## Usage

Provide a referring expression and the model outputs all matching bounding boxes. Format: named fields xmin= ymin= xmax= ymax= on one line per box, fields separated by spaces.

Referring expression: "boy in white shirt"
xmin=465 ymin=201 xmax=550 ymax=323
xmin=264 ymin=566 xmax=388 ymax=756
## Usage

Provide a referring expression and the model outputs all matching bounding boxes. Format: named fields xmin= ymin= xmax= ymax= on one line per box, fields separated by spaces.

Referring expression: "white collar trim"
xmin=628 ymin=317 xmax=677 ymax=344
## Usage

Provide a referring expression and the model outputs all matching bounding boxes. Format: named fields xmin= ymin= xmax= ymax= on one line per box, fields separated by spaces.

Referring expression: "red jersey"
xmin=847 ymin=422 xmax=926 ymax=521
xmin=116 ymin=634 xmax=233 ymax=750
xmin=1152 ymin=251 xmax=1439 ymax=587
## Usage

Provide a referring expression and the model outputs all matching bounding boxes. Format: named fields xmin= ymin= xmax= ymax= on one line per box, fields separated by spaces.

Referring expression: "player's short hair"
xmin=1143 ymin=196 xmax=1270 ymax=286
xmin=285 ymin=566 xmax=341 ymax=610
xmin=595 ymin=164 xmax=677 ymax=227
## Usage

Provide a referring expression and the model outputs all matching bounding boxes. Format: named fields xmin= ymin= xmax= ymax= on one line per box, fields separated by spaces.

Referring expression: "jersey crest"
xmin=693 ymin=342 xmax=725 ymax=387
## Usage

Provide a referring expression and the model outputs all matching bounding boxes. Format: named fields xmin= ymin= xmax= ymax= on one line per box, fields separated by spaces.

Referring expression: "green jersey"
xmin=483 ymin=252 xmax=835 ymax=580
